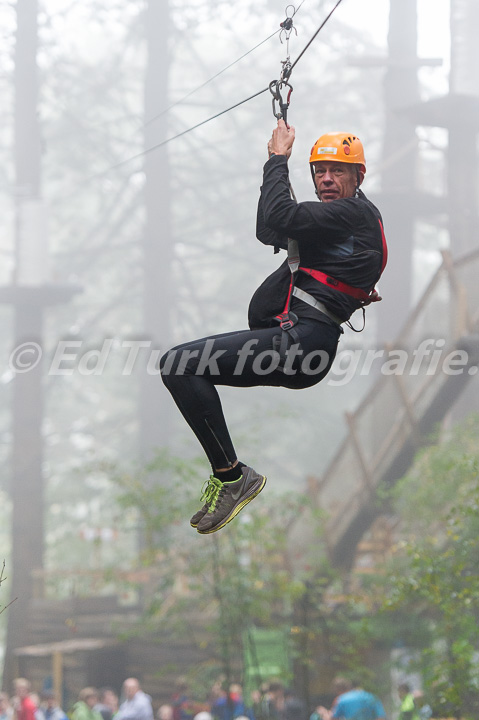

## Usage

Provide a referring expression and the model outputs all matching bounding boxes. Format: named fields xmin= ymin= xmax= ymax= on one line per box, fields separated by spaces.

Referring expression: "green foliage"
xmin=377 ymin=415 xmax=479 ymax=719
xmin=107 ymin=455 xmax=384 ymax=692
xmin=110 ymin=449 xmax=205 ymax=562
xmin=101 ymin=415 xmax=479 ymax=709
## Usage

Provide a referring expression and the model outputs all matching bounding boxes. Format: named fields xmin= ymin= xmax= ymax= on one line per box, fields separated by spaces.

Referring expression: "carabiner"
xmin=269 ymin=79 xmax=293 ymax=123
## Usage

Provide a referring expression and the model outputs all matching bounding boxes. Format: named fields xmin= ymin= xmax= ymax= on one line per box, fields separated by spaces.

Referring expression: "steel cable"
xmin=68 ymin=0 xmax=344 ymax=185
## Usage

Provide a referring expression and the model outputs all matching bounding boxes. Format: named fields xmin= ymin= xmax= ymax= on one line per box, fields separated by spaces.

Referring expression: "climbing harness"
xmin=274 ymin=215 xmax=388 ymax=343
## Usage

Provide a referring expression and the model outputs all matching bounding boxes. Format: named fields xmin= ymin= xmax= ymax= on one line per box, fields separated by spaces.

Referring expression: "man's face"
xmin=124 ymin=681 xmax=138 ymax=701
xmin=312 ymin=161 xmax=360 ymax=202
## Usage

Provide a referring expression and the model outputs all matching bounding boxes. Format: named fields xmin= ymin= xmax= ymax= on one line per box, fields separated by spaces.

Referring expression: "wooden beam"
xmin=441 ymin=249 xmax=472 ymax=337
xmin=345 ymin=412 xmax=374 ymax=493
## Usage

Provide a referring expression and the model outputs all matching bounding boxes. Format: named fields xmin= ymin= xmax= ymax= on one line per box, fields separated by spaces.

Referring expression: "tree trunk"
xmin=377 ymin=0 xmax=419 ymax=341
xmin=2 ymin=0 xmax=44 ymax=691
xmin=448 ymin=0 xmax=479 ymax=257
xmin=139 ymin=0 xmax=173 ymax=462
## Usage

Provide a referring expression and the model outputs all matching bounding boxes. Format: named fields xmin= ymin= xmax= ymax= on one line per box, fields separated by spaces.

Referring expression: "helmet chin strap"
xmin=310 ymin=164 xmax=320 ymax=198
xmin=355 ymin=166 xmax=361 ymax=198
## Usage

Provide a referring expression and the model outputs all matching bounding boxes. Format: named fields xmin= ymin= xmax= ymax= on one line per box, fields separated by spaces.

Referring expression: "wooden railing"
xmin=292 ymin=248 xmax=479 ymax=568
xmin=31 ymin=566 xmax=155 ymax=604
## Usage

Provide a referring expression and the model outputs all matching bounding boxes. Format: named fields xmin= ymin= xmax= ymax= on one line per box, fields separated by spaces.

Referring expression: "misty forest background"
xmin=1 ymin=0 xmax=479 ymax=712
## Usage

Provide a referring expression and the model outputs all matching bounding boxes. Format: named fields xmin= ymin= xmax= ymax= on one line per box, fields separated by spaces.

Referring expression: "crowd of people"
xmin=0 ymin=675 xmax=432 ymax=720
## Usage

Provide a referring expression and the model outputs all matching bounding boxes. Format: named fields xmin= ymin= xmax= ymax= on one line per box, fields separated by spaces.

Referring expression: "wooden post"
xmin=345 ymin=412 xmax=373 ymax=493
xmin=441 ymin=249 xmax=471 ymax=338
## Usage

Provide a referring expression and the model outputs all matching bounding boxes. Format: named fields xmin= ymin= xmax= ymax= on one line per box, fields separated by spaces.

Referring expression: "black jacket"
xmin=249 ymin=154 xmax=386 ymax=328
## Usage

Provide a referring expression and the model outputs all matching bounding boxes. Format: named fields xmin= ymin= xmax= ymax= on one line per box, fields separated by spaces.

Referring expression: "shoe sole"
xmin=196 ymin=476 xmax=267 ymax=535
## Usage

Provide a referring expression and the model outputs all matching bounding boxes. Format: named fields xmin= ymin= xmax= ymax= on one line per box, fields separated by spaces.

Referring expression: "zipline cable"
xmin=137 ymin=0 xmax=343 ymax=159
xmin=105 ymin=86 xmax=270 ymax=174
xmin=145 ymin=0 xmax=307 ymax=128
xmin=289 ymin=0 xmax=344 ymax=73
xmin=81 ymin=0 xmax=344 ymax=182
xmin=144 ymin=28 xmax=281 ymax=128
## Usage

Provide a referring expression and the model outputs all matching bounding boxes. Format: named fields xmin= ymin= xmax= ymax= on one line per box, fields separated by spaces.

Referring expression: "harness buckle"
xmin=276 ymin=311 xmax=298 ymax=331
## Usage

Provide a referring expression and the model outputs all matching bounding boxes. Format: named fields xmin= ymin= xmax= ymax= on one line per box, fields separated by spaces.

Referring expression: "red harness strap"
xmin=277 ymin=275 xmax=296 ymax=324
xmin=277 ymin=219 xmax=388 ymax=322
xmin=298 ymin=267 xmax=370 ymax=301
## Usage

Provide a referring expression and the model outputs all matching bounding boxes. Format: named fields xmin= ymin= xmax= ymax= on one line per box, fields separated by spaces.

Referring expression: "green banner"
xmin=243 ymin=627 xmax=291 ymax=699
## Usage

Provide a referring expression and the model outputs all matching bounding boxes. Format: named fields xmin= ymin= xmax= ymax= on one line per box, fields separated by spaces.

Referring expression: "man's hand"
xmin=362 ymin=289 xmax=382 ymax=306
xmin=268 ymin=118 xmax=295 ymax=159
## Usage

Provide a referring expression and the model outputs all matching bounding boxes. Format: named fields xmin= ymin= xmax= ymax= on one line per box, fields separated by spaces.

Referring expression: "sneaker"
xmin=190 ymin=476 xmax=223 ymax=528
xmin=196 ymin=466 xmax=267 ymax=535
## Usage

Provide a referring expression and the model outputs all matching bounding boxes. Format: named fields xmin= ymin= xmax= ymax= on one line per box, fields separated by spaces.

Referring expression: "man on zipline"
xmin=161 ymin=118 xmax=387 ymax=535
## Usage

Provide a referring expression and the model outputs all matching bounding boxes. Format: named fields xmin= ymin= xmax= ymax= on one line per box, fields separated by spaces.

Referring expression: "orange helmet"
xmin=309 ymin=132 xmax=366 ymax=173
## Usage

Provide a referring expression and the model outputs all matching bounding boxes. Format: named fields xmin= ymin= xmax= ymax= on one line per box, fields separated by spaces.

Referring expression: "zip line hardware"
xmin=71 ymin=0 xmax=351 ymax=186
xmin=280 ymin=16 xmax=294 ymax=34
xmin=269 ymin=4 xmax=298 ymax=123
xmin=269 ymin=78 xmax=293 ymax=123
xmin=279 ymin=5 xmax=297 ymax=51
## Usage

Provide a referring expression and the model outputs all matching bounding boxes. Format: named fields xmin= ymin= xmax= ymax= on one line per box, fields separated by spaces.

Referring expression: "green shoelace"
xmin=200 ymin=475 xmax=223 ymax=511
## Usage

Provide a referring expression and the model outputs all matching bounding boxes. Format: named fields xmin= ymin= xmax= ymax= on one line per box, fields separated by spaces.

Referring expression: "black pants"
xmin=160 ymin=318 xmax=341 ymax=471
